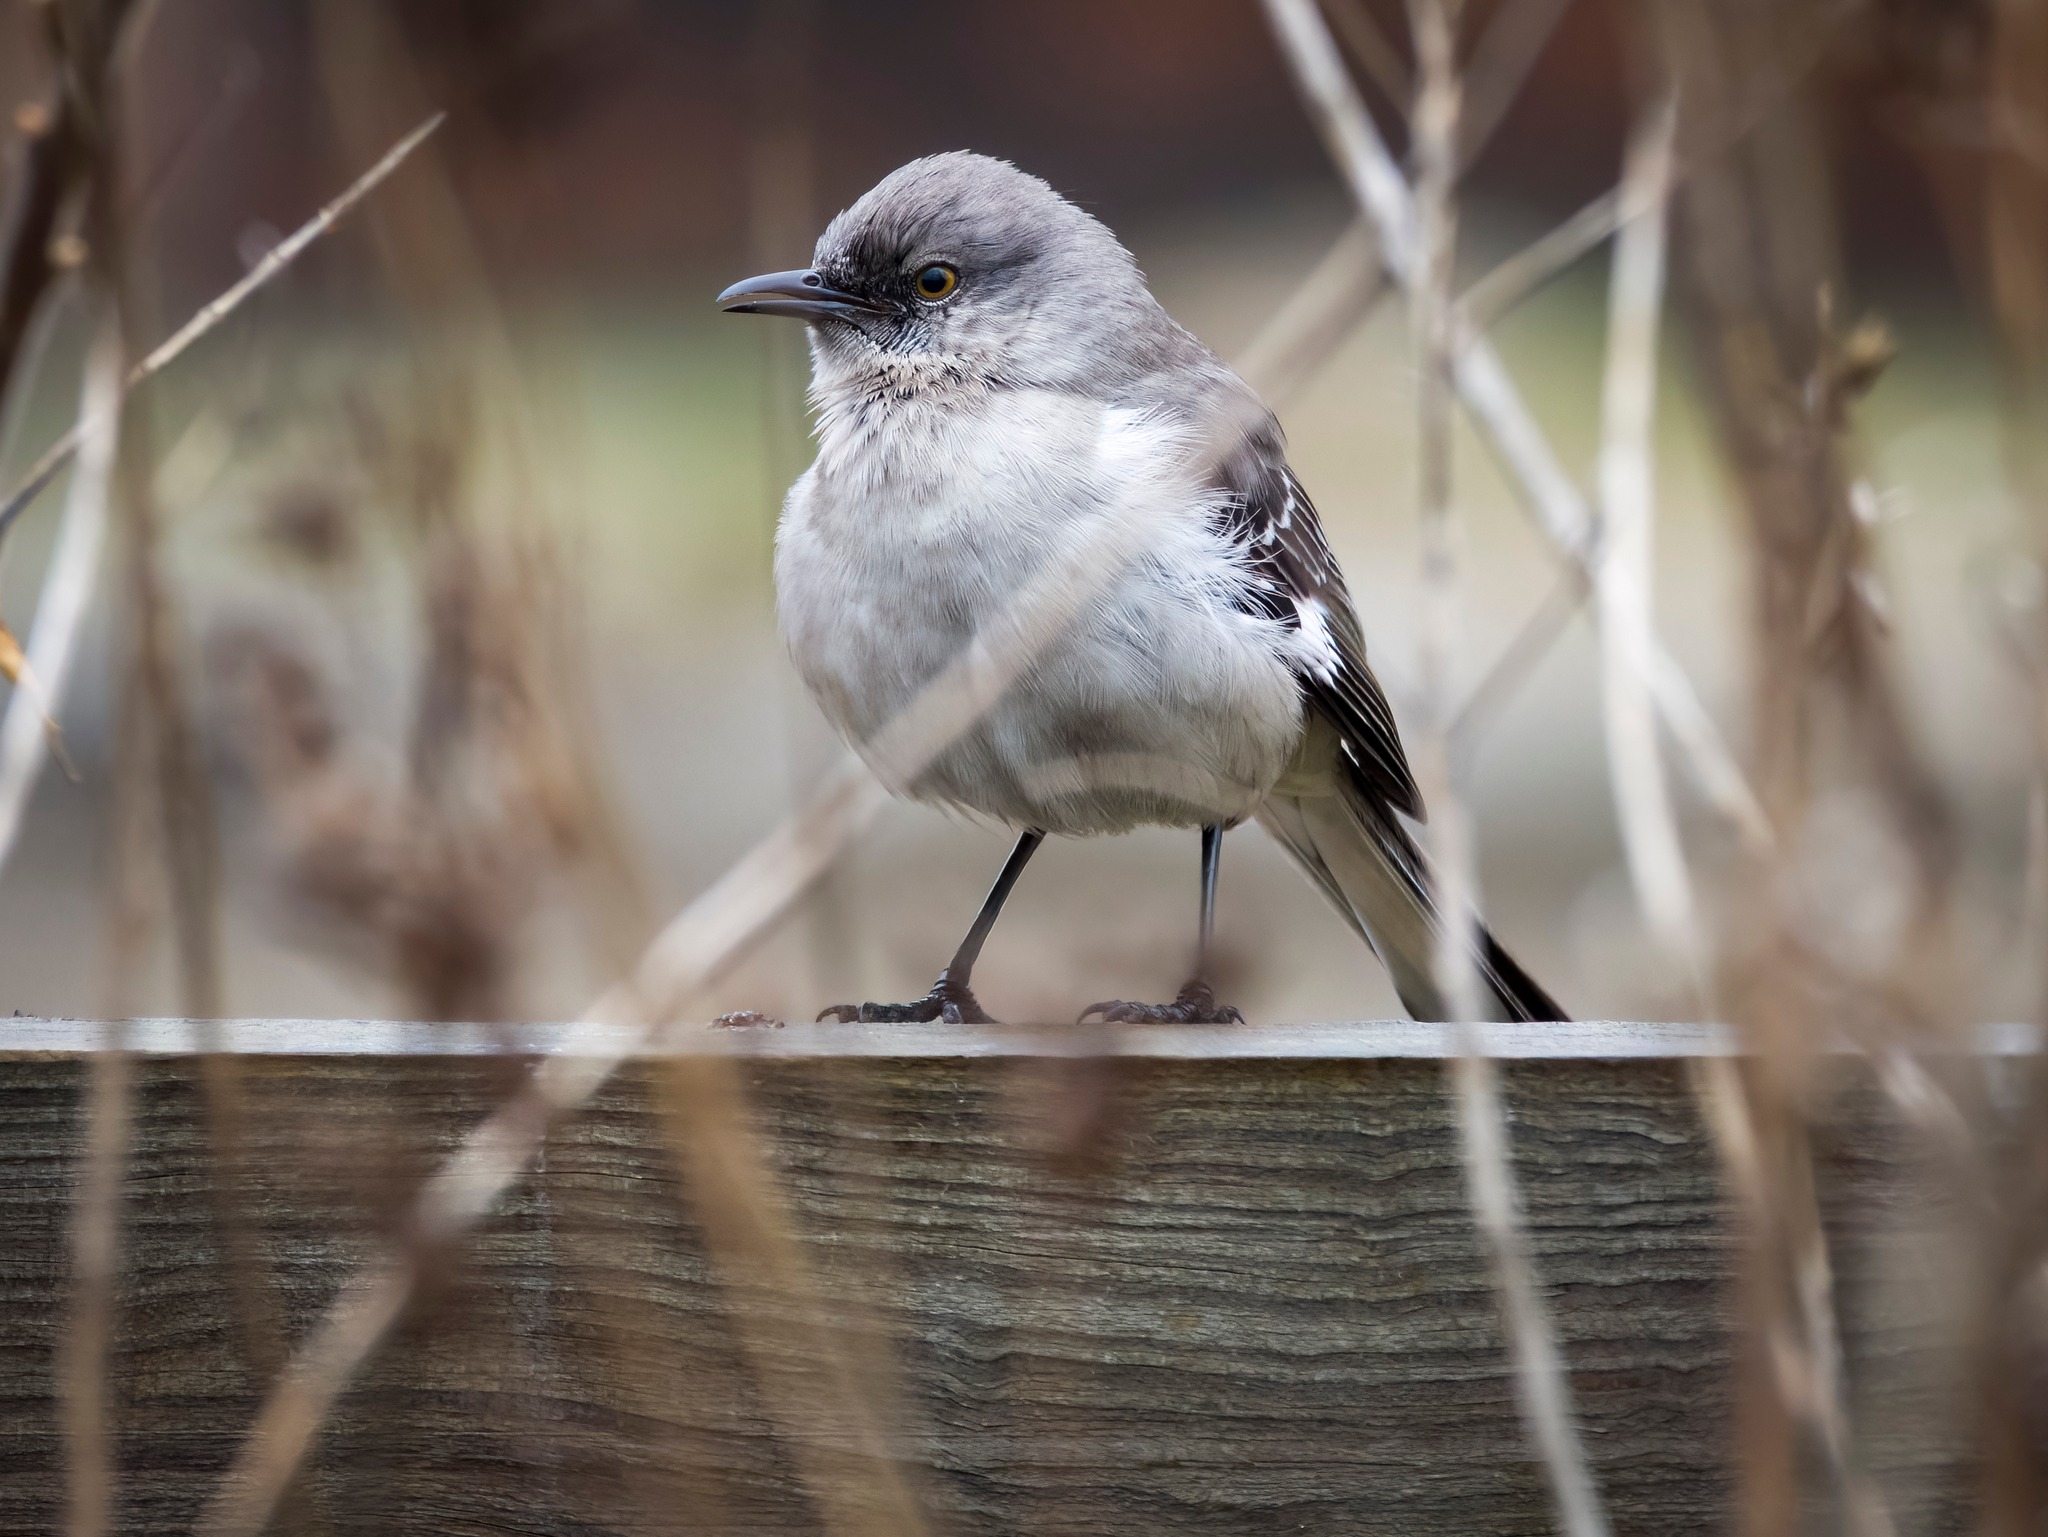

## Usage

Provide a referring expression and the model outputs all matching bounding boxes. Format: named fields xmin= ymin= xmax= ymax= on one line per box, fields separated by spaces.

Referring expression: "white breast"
xmin=775 ymin=380 xmax=1307 ymax=836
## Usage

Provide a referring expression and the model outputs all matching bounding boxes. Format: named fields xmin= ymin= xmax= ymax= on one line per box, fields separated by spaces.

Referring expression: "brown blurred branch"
xmin=0 ymin=84 xmax=77 ymax=410
xmin=299 ymin=2 xmax=655 ymax=1021
xmin=103 ymin=255 xmax=224 ymax=1029
xmin=1658 ymin=0 xmax=1956 ymax=1003
xmin=1460 ymin=0 xmax=1862 ymax=334
xmin=1647 ymin=1 xmax=1961 ymax=1531
xmin=38 ymin=10 xmax=136 ymax=1537
xmin=1443 ymin=3 xmax=1871 ymax=811
xmin=1976 ymin=0 xmax=2048 ymax=1526
xmin=1871 ymin=0 xmax=2048 ymax=1512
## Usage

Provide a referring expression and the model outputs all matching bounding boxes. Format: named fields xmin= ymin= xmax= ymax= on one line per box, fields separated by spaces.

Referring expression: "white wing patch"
xmin=1293 ymin=594 xmax=1340 ymax=682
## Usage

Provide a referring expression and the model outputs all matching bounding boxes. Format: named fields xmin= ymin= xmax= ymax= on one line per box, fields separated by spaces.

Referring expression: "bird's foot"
xmin=818 ymin=969 xmax=998 ymax=1024
xmin=1078 ymin=978 xmax=1245 ymax=1025
xmin=709 ymin=1010 xmax=784 ymax=1029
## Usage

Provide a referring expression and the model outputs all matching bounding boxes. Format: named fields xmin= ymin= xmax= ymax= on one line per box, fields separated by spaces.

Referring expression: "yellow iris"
xmin=915 ymin=264 xmax=959 ymax=300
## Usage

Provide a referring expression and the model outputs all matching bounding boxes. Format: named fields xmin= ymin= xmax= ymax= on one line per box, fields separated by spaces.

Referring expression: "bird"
xmin=717 ymin=151 xmax=1564 ymax=1027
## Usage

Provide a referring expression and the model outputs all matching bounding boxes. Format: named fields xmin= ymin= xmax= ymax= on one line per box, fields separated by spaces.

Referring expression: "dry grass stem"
xmin=1260 ymin=0 xmax=1771 ymax=855
xmin=60 ymin=1041 xmax=131 ymax=1537
xmin=1427 ymin=0 xmax=1605 ymax=1529
xmin=1458 ymin=184 xmax=1634 ymax=334
xmin=649 ymin=1057 xmax=931 ymax=1537
xmin=0 ymin=111 xmax=444 ymax=540
xmin=1450 ymin=1052 xmax=1611 ymax=1537
xmin=1450 ymin=556 xmax=1589 ymax=756
xmin=1282 ymin=0 xmax=1614 ymax=1528
xmin=1592 ymin=92 xmax=1699 ymax=984
xmin=108 ymin=341 xmax=222 ymax=1022
xmin=1405 ymin=0 xmax=1482 ymax=1030
xmin=601 ymin=760 xmax=891 ymax=1032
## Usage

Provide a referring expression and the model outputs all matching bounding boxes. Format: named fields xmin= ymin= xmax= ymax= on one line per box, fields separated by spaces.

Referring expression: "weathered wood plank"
xmin=0 ymin=1017 xmax=1743 ymax=1058
xmin=0 ymin=1026 xmax=1962 ymax=1535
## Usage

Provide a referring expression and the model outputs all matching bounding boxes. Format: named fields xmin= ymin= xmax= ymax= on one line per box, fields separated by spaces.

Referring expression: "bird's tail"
xmin=1257 ymin=781 xmax=1566 ymax=1023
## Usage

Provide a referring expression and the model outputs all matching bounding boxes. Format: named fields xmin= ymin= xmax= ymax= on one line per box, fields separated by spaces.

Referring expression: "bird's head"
xmin=718 ymin=152 xmax=1173 ymax=393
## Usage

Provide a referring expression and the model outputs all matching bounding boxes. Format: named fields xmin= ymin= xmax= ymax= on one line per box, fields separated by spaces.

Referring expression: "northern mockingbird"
xmin=719 ymin=151 xmax=1564 ymax=1026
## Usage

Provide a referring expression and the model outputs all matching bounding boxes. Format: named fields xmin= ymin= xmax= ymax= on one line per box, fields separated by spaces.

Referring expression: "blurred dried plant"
xmin=194 ymin=3 xmax=647 ymax=1026
xmin=211 ymin=371 xmax=641 ymax=1022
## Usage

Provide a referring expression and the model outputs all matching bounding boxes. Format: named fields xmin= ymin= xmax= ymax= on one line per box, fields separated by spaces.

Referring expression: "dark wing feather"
xmin=1215 ymin=434 xmax=1566 ymax=1021
xmin=1216 ymin=442 xmax=1422 ymax=820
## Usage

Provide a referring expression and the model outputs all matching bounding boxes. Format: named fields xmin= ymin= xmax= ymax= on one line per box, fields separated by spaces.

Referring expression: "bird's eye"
xmin=914 ymin=263 xmax=959 ymax=301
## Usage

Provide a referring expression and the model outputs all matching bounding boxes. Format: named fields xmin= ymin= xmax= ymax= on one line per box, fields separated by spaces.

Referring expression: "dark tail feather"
xmin=1479 ymin=926 xmax=1568 ymax=1022
xmin=1258 ymin=786 xmax=1571 ymax=1024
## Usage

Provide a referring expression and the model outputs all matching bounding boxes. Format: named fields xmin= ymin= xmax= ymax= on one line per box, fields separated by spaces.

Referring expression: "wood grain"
xmin=0 ymin=1036 xmax=1965 ymax=1535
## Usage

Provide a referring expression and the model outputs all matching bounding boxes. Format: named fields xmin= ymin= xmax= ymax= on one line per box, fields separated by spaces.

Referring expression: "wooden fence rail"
xmin=0 ymin=1020 xmax=1997 ymax=1535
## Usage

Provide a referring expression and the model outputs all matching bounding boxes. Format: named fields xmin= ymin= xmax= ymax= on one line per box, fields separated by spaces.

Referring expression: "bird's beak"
xmin=716 ymin=268 xmax=895 ymax=321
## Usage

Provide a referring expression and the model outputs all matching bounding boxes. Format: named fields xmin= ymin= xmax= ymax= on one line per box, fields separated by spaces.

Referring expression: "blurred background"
xmin=0 ymin=0 xmax=2031 ymax=1028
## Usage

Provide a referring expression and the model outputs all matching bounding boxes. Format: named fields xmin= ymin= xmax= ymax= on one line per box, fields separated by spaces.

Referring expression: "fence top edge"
xmin=0 ymin=1017 xmax=2037 ymax=1061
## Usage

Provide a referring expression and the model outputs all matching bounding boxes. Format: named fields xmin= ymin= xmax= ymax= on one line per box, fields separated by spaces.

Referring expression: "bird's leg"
xmin=1080 ymin=824 xmax=1246 ymax=1025
xmin=819 ymin=829 xmax=1043 ymax=1024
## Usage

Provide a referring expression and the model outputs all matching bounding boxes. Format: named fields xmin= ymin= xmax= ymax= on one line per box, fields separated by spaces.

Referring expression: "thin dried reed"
xmin=0 ymin=114 xmax=443 ymax=539
xmin=1593 ymin=92 xmax=1696 ymax=987
xmin=54 ymin=310 xmax=124 ymax=1537
xmin=1269 ymin=3 xmax=1610 ymax=1531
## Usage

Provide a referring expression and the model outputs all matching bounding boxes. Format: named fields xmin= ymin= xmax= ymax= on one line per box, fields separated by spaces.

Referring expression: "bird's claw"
xmin=1078 ymin=978 xmax=1245 ymax=1026
xmin=709 ymin=1009 xmax=784 ymax=1029
xmin=818 ymin=970 xmax=998 ymax=1025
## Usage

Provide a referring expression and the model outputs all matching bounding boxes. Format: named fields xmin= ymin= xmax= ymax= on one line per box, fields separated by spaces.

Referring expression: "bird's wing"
xmin=1210 ymin=434 xmax=1564 ymax=1021
xmin=1212 ymin=433 xmax=1564 ymax=1020
xmin=1217 ymin=448 xmax=1422 ymax=820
